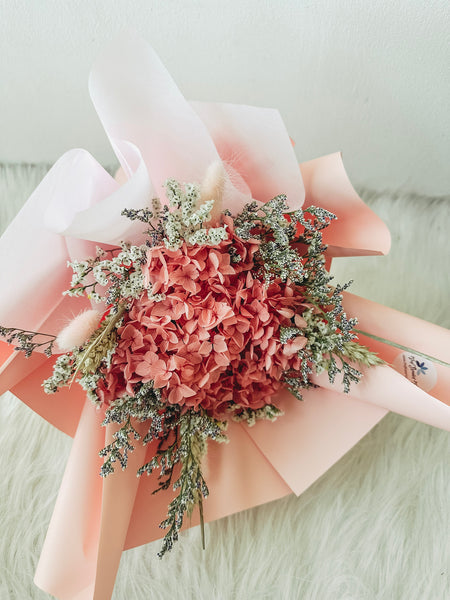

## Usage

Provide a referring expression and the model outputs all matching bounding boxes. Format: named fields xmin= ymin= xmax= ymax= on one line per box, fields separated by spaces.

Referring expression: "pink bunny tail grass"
xmin=201 ymin=161 xmax=226 ymax=222
xmin=56 ymin=310 xmax=102 ymax=351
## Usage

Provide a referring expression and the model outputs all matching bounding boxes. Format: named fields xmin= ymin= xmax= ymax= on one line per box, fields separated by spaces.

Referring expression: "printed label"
xmin=392 ymin=352 xmax=437 ymax=392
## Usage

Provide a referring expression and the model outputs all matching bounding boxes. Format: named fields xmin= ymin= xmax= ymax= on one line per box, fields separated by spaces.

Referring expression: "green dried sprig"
xmin=98 ymin=387 xmax=228 ymax=556
xmin=340 ymin=341 xmax=385 ymax=367
xmin=230 ymin=404 xmax=284 ymax=426
xmin=156 ymin=409 xmax=227 ymax=558
xmin=232 ymin=197 xmax=382 ymax=399
xmin=99 ymin=384 xmax=164 ymax=476
xmin=99 ymin=416 xmax=141 ymax=477
xmin=75 ymin=305 xmax=125 ymax=376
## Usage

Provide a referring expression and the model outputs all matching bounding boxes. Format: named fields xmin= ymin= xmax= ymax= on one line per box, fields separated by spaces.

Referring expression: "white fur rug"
xmin=0 ymin=165 xmax=449 ymax=599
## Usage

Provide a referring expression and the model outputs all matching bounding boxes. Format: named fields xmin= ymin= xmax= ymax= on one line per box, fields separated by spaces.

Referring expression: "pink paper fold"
xmin=300 ymin=153 xmax=391 ymax=257
xmin=191 ymin=101 xmax=305 ymax=211
xmin=89 ymin=36 xmax=222 ymax=195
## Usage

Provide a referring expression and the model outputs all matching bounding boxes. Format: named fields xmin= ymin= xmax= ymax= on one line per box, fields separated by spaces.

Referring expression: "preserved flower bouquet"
xmin=0 ymin=35 xmax=448 ymax=600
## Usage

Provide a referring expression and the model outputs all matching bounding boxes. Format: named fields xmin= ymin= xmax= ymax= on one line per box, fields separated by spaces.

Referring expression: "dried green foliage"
xmin=230 ymin=404 xmax=284 ymax=426
xmin=155 ymin=410 xmax=227 ymax=558
xmin=99 ymin=383 xmax=227 ymax=558
xmin=234 ymin=196 xmax=384 ymax=399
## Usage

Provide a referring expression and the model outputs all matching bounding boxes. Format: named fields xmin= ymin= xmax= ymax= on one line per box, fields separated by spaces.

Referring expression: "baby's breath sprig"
xmin=102 ymin=393 xmax=228 ymax=557
xmin=233 ymin=197 xmax=336 ymax=288
xmin=123 ymin=181 xmax=229 ymax=251
xmin=98 ymin=385 xmax=228 ymax=556
xmin=279 ymin=296 xmax=383 ymax=397
xmin=161 ymin=179 xmax=228 ymax=250
xmin=121 ymin=197 xmax=165 ymax=245
xmin=65 ymin=243 xmax=148 ymax=305
xmin=43 ymin=353 xmax=75 ymax=394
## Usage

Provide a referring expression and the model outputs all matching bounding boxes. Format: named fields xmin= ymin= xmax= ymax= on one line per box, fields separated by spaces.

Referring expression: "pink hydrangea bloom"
xmin=97 ymin=226 xmax=311 ymax=418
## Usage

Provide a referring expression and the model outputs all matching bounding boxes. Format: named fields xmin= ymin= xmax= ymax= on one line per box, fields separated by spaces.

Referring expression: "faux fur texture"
xmin=0 ymin=165 xmax=449 ymax=600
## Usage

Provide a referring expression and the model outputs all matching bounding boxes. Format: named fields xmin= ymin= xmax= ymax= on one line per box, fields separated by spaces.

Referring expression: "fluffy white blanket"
xmin=0 ymin=165 xmax=448 ymax=599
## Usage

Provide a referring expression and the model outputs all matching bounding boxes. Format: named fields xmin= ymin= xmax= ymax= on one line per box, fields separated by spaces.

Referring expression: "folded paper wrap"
xmin=0 ymin=35 xmax=448 ymax=600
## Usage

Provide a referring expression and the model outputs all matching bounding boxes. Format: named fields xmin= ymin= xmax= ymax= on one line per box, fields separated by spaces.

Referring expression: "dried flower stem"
xmin=0 ymin=326 xmax=57 ymax=357
xmin=198 ymin=495 xmax=206 ymax=551
xmin=355 ymin=329 xmax=450 ymax=368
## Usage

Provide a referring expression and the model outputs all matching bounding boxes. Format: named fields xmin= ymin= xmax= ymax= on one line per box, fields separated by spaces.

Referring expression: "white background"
xmin=0 ymin=0 xmax=448 ymax=194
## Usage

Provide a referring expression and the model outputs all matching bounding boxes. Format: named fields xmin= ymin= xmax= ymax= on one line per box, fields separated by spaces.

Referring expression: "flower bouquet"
xmin=0 ymin=36 xmax=448 ymax=600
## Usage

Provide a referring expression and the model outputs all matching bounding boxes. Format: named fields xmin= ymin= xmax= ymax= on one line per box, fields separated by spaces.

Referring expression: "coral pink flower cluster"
xmin=97 ymin=219 xmax=310 ymax=417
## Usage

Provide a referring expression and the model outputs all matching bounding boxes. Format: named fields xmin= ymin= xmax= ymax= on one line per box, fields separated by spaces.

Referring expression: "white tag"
xmin=392 ymin=351 xmax=437 ymax=392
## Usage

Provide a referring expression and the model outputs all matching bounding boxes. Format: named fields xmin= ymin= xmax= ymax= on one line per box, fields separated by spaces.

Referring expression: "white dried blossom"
xmin=64 ymin=287 xmax=85 ymax=297
xmin=128 ymin=245 xmax=147 ymax=263
xmin=120 ymin=269 xmax=145 ymax=299
xmin=92 ymin=264 xmax=108 ymax=286
xmin=148 ymin=292 xmax=166 ymax=302
xmin=43 ymin=354 xmax=74 ymax=394
xmin=79 ymin=372 xmax=102 ymax=403
xmin=109 ymin=260 xmax=123 ymax=274
xmin=181 ymin=184 xmax=198 ymax=224
xmin=186 ymin=229 xmax=208 ymax=246
xmin=117 ymin=252 xmax=132 ymax=266
xmin=79 ymin=371 xmax=101 ymax=392
xmin=206 ymin=226 xmax=228 ymax=245
xmin=190 ymin=199 xmax=214 ymax=225
xmin=161 ymin=180 xmax=228 ymax=249
xmin=89 ymin=292 xmax=103 ymax=304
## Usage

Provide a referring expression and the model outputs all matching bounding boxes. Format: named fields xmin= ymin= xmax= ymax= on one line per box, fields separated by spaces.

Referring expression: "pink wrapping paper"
xmin=0 ymin=35 xmax=448 ymax=600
